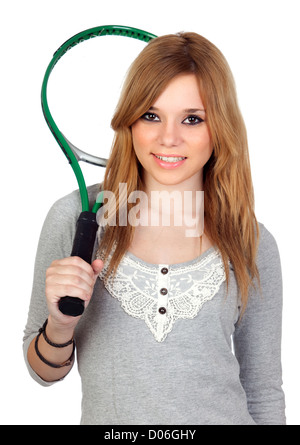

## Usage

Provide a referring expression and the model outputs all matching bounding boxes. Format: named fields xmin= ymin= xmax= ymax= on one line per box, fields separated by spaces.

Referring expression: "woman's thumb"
xmin=91 ymin=259 xmax=104 ymax=276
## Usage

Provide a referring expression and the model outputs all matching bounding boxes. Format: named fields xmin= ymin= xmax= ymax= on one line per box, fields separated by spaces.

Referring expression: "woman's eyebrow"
xmin=148 ymin=107 xmax=206 ymax=113
xmin=183 ymin=108 xmax=206 ymax=113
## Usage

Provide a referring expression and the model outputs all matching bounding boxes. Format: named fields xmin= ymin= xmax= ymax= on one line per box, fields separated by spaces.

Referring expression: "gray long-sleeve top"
xmin=23 ymin=185 xmax=286 ymax=425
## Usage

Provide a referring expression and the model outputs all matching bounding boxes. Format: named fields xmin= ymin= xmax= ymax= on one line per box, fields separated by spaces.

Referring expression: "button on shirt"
xmin=157 ymin=266 xmax=169 ymax=327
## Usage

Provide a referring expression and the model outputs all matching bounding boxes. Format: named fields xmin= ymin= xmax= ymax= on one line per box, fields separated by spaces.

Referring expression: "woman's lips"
xmin=152 ymin=153 xmax=187 ymax=169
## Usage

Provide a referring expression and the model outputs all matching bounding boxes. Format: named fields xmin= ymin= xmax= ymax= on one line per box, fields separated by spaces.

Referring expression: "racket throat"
xmin=63 ymin=134 xmax=107 ymax=167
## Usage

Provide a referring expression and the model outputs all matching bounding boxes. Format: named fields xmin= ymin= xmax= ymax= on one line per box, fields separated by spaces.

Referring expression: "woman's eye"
xmin=182 ymin=115 xmax=204 ymax=125
xmin=141 ymin=112 xmax=160 ymax=122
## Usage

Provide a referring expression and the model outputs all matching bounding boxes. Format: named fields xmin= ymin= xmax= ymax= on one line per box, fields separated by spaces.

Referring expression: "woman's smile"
xmin=152 ymin=153 xmax=187 ymax=169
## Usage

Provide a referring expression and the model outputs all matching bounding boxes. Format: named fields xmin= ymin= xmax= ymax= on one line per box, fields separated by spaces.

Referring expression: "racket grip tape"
xmin=58 ymin=211 xmax=99 ymax=317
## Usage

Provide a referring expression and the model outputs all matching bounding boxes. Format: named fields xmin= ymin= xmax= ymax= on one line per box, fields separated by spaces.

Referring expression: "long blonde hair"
xmin=99 ymin=32 xmax=260 ymax=311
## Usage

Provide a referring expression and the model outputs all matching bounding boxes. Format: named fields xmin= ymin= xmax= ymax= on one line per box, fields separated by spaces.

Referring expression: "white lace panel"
xmin=99 ymin=249 xmax=226 ymax=342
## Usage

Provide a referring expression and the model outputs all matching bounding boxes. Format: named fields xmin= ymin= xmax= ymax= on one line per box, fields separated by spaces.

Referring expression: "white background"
xmin=1 ymin=0 xmax=299 ymax=425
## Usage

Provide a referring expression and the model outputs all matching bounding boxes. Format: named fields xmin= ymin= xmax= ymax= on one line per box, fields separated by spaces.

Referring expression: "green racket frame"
xmin=40 ymin=25 xmax=156 ymax=316
xmin=41 ymin=25 xmax=156 ymax=213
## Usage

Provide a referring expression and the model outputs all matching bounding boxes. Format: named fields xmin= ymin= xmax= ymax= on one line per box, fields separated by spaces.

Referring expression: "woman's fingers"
xmin=45 ymin=257 xmax=103 ymax=320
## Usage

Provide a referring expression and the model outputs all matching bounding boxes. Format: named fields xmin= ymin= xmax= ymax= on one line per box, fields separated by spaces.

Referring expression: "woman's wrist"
xmin=46 ymin=315 xmax=76 ymax=345
xmin=27 ymin=318 xmax=76 ymax=382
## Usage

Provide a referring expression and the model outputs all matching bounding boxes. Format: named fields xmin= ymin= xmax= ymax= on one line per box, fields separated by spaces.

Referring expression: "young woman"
xmin=23 ymin=32 xmax=286 ymax=425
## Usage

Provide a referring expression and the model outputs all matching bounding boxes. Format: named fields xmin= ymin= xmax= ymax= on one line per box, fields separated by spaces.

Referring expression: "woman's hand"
xmin=45 ymin=257 xmax=104 ymax=329
xmin=27 ymin=257 xmax=103 ymax=382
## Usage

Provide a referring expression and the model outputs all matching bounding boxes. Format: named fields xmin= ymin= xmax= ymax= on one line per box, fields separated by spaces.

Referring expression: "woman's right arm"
xmin=23 ymin=186 xmax=102 ymax=384
xmin=27 ymin=256 xmax=103 ymax=382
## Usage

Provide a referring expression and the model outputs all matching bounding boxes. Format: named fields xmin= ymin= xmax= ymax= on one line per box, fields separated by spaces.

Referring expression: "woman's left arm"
xmin=233 ymin=225 xmax=286 ymax=425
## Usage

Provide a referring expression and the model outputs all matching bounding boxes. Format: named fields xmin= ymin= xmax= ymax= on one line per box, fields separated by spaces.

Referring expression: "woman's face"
xmin=131 ymin=74 xmax=212 ymax=191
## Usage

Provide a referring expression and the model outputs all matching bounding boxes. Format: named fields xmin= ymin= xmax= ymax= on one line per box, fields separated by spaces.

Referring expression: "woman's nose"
xmin=157 ymin=121 xmax=182 ymax=147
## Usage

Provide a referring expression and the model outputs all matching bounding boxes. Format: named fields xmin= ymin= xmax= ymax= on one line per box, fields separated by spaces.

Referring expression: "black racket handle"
xmin=58 ymin=211 xmax=99 ymax=317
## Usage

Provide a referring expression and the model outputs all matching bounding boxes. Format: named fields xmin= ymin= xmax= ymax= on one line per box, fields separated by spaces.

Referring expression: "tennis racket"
xmin=41 ymin=25 xmax=156 ymax=316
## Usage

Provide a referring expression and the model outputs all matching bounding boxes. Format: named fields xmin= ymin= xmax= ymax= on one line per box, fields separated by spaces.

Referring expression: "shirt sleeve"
xmin=233 ymin=224 xmax=286 ymax=425
xmin=22 ymin=189 xmax=81 ymax=386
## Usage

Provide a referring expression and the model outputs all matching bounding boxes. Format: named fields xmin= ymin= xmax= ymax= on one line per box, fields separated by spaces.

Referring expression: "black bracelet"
xmin=39 ymin=319 xmax=74 ymax=348
xmin=35 ymin=331 xmax=75 ymax=368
